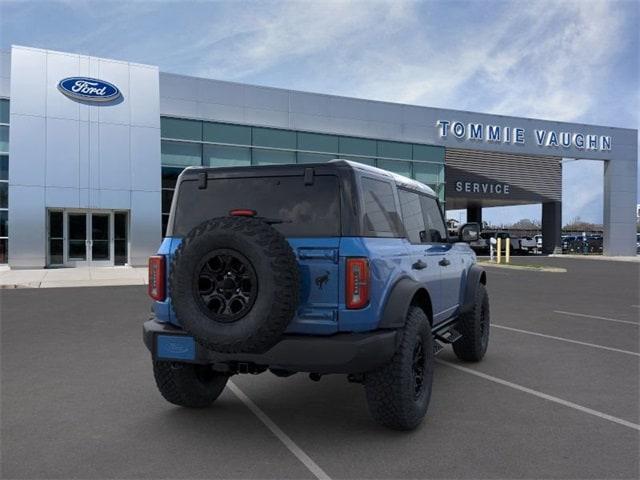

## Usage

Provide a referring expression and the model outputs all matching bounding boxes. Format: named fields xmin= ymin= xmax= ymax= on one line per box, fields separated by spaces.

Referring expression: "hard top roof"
xmin=179 ymin=159 xmax=437 ymax=197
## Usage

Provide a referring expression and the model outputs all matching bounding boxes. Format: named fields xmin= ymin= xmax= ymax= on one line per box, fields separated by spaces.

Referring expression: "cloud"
xmin=1 ymin=0 xmax=637 ymax=223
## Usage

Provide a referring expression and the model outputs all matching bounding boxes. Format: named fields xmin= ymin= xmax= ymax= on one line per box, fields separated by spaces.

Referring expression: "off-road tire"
xmin=364 ymin=307 xmax=434 ymax=430
xmin=153 ymin=361 xmax=228 ymax=408
xmin=453 ymin=283 xmax=490 ymax=362
xmin=170 ymin=217 xmax=299 ymax=354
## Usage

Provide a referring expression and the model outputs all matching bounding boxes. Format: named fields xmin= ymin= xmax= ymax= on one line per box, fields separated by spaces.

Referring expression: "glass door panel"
xmin=114 ymin=212 xmax=128 ymax=265
xmin=67 ymin=214 xmax=87 ymax=260
xmin=91 ymin=214 xmax=111 ymax=261
xmin=48 ymin=211 xmax=64 ymax=266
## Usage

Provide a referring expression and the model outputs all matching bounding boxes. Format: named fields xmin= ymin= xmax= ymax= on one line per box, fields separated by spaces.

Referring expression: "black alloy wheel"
xmin=194 ymin=249 xmax=258 ymax=323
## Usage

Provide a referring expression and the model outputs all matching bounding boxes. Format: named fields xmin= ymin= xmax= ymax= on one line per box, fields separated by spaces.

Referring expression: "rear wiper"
xmin=257 ymin=217 xmax=292 ymax=225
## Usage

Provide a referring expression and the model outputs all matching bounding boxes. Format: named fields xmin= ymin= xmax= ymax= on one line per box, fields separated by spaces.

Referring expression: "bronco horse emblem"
xmin=315 ymin=271 xmax=330 ymax=290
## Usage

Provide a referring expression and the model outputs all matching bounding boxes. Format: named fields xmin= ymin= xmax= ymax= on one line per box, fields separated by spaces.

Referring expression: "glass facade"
xmin=160 ymin=116 xmax=446 ymax=234
xmin=0 ymin=99 xmax=8 ymax=263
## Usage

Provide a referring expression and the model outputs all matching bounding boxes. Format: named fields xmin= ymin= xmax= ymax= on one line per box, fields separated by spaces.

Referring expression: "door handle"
xmin=439 ymin=258 xmax=451 ymax=267
xmin=412 ymin=260 xmax=427 ymax=270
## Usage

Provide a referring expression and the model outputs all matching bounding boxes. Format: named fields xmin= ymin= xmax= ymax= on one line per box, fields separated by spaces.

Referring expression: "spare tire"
xmin=170 ymin=216 xmax=299 ymax=353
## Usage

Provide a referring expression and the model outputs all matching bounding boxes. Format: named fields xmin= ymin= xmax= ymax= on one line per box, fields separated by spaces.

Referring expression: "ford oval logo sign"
xmin=57 ymin=77 xmax=121 ymax=103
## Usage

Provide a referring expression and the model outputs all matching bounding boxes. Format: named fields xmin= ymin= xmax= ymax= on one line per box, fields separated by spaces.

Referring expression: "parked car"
xmin=534 ymin=234 xmax=543 ymax=254
xmin=143 ymin=160 xmax=490 ymax=430
xmin=519 ymin=237 xmax=537 ymax=254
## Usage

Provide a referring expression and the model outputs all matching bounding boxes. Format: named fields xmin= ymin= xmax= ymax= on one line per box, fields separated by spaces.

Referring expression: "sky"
xmin=1 ymin=0 xmax=638 ymax=225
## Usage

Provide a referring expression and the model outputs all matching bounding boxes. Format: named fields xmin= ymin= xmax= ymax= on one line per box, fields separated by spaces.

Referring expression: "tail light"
xmin=346 ymin=258 xmax=369 ymax=309
xmin=148 ymin=255 xmax=166 ymax=301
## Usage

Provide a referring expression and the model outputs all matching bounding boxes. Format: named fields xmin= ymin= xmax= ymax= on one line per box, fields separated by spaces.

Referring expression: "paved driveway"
xmin=1 ymin=257 xmax=638 ymax=479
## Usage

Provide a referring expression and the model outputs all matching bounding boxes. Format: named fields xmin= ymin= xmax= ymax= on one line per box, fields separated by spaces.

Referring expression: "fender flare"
xmin=378 ymin=277 xmax=430 ymax=329
xmin=460 ymin=264 xmax=487 ymax=314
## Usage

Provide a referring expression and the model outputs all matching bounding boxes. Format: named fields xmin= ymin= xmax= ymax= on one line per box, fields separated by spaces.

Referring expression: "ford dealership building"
xmin=0 ymin=45 xmax=637 ymax=268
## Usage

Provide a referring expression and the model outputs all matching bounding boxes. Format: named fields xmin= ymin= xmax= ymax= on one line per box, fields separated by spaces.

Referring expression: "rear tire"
xmin=453 ymin=283 xmax=490 ymax=362
xmin=364 ymin=307 xmax=434 ymax=430
xmin=153 ymin=361 xmax=229 ymax=408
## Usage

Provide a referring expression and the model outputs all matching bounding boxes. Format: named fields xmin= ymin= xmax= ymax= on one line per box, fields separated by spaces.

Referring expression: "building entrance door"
xmin=47 ymin=210 xmax=129 ymax=267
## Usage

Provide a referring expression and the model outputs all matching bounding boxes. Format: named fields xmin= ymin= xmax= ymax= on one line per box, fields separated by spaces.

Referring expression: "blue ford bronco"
xmin=144 ymin=160 xmax=489 ymax=430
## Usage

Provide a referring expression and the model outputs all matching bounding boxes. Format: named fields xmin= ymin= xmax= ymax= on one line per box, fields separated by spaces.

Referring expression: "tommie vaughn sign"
xmin=57 ymin=77 xmax=121 ymax=102
xmin=436 ymin=120 xmax=612 ymax=152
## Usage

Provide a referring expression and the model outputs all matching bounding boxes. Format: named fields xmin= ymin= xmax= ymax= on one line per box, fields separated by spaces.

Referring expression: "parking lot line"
xmin=436 ymin=360 xmax=640 ymax=432
xmin=554 ymin=310 xmax=639 ymax=326
xmin=228 ymin=381 xmax=331 ymax=480
xmin=492 ymin=324 xmax=640 ymax=357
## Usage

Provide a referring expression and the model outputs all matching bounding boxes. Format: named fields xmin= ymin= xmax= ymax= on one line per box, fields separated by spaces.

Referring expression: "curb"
xmin=0 ymin=280 xmax=147 ymax=289
xmin=479 ymin=262 xmax=567 ymax=273
xmin=549 ymin=254 xmax=640 ymax=263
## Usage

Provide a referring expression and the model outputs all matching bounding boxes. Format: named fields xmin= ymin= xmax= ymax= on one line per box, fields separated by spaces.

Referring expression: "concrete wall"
xmin=8 ymin=46 xmax=161 ymax=267
xmin=603 ymin=144 xmax=638 ymax=255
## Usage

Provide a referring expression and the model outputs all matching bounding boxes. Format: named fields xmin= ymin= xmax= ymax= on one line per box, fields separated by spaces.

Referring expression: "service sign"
xmin=58 ymin=77 xmax=121 ymax=102
xmin=436 ymin=120 xmax=612 ymax=152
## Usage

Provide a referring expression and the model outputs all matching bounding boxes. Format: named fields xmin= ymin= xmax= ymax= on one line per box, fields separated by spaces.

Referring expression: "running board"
xmin=432 ymin=317 xmax=462 ymax=345
xmin=434 ymin=328 xmax=462 ymax=344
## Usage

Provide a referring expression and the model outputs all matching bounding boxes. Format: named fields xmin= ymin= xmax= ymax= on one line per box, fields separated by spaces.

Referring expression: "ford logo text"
xmin=57 ymin=77 xmax=121 ymax=102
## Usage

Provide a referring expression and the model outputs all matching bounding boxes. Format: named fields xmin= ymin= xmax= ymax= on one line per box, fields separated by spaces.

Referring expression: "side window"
xmin=420 ymin=195 xmax=447 ymax=243
xmin=361 ymin=177 xmax=402 ymax=236
xmin=398 ymin=189 xmax=426 ymax=244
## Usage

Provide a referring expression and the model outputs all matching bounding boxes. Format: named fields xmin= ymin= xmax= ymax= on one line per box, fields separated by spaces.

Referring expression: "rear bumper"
xmin=143 ymin=320 xmax=398 ymax=374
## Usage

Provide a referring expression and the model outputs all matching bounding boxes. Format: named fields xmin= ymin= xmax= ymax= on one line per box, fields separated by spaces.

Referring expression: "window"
xmin=162 ymin=214 xmax=170 ymax=237
xmin=0 ymin=182 xmax=7 ymax=208
xmin=0 ymin=210 xmax=7 ymax=264
xmin=398 ymin=189 xmax=425 ymax=243
xmin=0 ymin=125 xmax=8 ymax=153
xmin=0 ymin=100 xmax=8 ymax=264
xmin=0 ymin=99 xmax=8 ymax=124
xmin=203 ymin=122 xmax=251 ymax=145
xmin=297 ymin=132 xmax=338 ymax=153
xmin=377 ymin=140 xmax=412 ymax=160
xmin=161 ymin=140 xmax=202 ymax=167
xmin=339 ymin=136 xmax=377 ymax=157
xmin=162 ymin=166 xmax=183 ymax=189
xmin=161 ymin=117 xmax=201 ymax=141
xmin=297 ymin=152 xmax=334 ymax=164
xmin=413 ymin=162 xmax=443 ymax=185
xmin=203 ymin=144 xmax=251 ymax=167
xmin=157 ymin=116 xmax=446 ymax=238
xmin=162 ymin=167 xmax=183 ymax=236
xmin=173 ymin=175 xmax=341 ymax=237
xmin=413 ymin=144 xmax=445 ymax=163
xmin=252 ymin=127 xmax=296 ymax=149
xmin=377 ymin=159 xmax=412 ymax=178
xmin=420 ymin=195 xmax=447 ymax=243
xmin=252 ymin=148 xmax=296 ymax=165
xmin=0 ymin=210 xmax=6 ymax=237
xmin=0 ymin=155 xmax=7 ymax=180
xmin=361 ymin=177 xmax=402 ymax=236
xmin=162 ymin=189 xmax=174 ymax=215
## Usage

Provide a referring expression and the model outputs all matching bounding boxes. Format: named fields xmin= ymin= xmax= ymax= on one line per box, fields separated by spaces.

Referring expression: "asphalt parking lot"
xmin=1 ymin=257 xmax=639 ymax=479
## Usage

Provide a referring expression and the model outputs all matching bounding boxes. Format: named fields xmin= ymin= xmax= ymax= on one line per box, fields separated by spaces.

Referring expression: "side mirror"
xmin=460 ymin=222 xmax=480 ymax=242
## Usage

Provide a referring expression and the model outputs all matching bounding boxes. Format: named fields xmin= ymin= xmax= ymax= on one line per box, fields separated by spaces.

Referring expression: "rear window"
xmin=171 ymin=175 xmax=341 ymax=237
